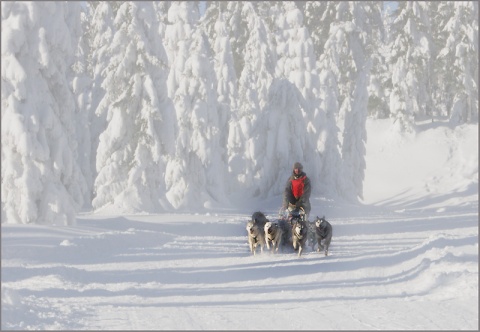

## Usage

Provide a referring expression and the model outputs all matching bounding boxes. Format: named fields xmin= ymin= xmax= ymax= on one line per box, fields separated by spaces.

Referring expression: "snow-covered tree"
xmin=226 ymin=2 xmax=276 ymax=194
xmin=237 ymin=2 xmax=276 ymax=110
xmin=365 ymin=2 xmax=389 ymax=119
xmin=1 ymin=2 xmax=86 ymax=225
xmin=67 ymin=2 xmax=94 ymax=206
xmin=86 ymin=1 xmax=116 ymax=187
xmin=303 ymin=1 xmax=335 ymax=58
xmin=164 ymin=1 xmax=200 ymax=100
xmin=153 ymin=1 xmax=171 ymax=38
xmin=92 ymin=2 xmax=174 ymax=213
xmin=199 ymin=1 xmax=224 ymax=41
xmin=222 ymin=1 xmax=253 ymax=81
xmin=274 ymin=2 xmax=320 ymax=109
xmin=317 ymin=60 xmax=342 ymax=199
xmin=339 ymin=59 xmax=371 ymax=202
xmin=3 ymin=1 xmax=479 ymax=223
xmin=164 ymin=3 xmax=227 ymax=209
xmin=199 ymin=10 xmax=238 ymax=171
xmin=204 ymin=11 xmax=238 ymax=168
xmin=426 ymin=1 xmax=448 ymax=118
xmin=319 ymin=2 xmax=374 ymax=202
xmin=367 ymin=45 xmax=390 ymax=119
xmin=271 ymin=1 xmax=323 ymax=187
xmin=387 ymin=1 xmax=431 ymax=131
xmin=165 ymin=28 xmax=226 ymax=210
xmin=437 ymin=1 xmax=478 ymax=124
xmin=254 ymin=78 xmax=313 ymax=198
xmin=321 ymin=15 xmax=356 ymax=126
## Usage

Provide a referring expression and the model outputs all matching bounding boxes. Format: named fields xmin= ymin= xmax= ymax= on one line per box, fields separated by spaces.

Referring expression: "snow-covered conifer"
xmin=164 ymin=1 xmax=200 ymax=100
xmin=67 ymin=2 xmax=93 ymax=206
xmin=204 ymin=11 xmax=238 ymax=168
xmin=1 ymin=2 xmax=86 ymax=224
xmin=339 ymin=60 xmax=371 ymax=202
xmin=319 ymin=2 xmax=373 ymax=202
xmin=165 ymin=29 xmax=225 ymax=210
xmin=274 ymin=2 xmax=320 ymax=110
xmin=92 ymin=2 xmax=174 ymax=213
xmin=86 ymin=1 xmax=116 ymax=199
xmin=437 ymin=1 xmax=478 ymax=124
xmin=153 ymin=1 xmax=171 ymax=38
xmin=272 ymin=1 xmax=324 ymax=186
xmin=254 ymin=78 xmax=312 ymax=199
xmin=303 ymin=1 xmax=335 ymax=58
xmin=317 ymin=60 xmax=342 ymax=199
xmin=226 ymin=2 xmax=276 ymax=194
xmin=387 ymin=2 xmax=431 ymax=131
xmin=363 ymin=3 xmax=389 ymax=119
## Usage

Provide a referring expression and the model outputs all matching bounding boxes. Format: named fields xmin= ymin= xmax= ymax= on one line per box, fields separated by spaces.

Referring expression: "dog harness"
xmin=291 ymin=175 xmax=306 ymax=199
xmin=266 ymin=223 xmax=278 ymax=240
xmin=293 ymin=222 xmax=305 ymax=239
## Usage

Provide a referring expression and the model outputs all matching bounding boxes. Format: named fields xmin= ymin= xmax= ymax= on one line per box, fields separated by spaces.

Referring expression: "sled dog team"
xmin=246 ymin=211 xmax=333 ymax=257
xmin=246 ymin=161 xmax=332 ymax=257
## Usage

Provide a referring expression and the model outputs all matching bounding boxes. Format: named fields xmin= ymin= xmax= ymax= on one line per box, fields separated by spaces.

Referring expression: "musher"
xmin=282 ymin=162 xmax=311 ymax=221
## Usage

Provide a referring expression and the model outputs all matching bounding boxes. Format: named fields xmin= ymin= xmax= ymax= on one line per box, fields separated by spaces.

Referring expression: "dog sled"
xmin=280 ymin=206 xmax=309 ymax=256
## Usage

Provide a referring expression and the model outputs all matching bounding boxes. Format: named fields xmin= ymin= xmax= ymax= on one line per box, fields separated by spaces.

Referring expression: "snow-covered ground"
xmin=1 ymin=119 xmax=478 ymax=330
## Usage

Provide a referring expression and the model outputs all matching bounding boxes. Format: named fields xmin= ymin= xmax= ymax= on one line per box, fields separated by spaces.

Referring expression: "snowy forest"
xmin=1 ymin=1 xmax=478 ymax=225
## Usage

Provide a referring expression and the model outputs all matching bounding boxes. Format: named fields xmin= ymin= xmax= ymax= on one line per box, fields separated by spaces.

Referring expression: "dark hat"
xmin=293 ymin=162 xmax=303 ymax=170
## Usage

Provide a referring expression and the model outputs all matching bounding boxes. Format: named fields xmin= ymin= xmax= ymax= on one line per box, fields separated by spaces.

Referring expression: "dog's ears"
xmin=316 ymin=215 xmax=326 ymax=221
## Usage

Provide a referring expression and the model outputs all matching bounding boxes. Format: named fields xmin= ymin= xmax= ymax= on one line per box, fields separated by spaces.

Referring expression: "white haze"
xmin=1 ymin=1 xmax=478 ymax=330
xmin=2 ymin=2 xmax=477 ymax=225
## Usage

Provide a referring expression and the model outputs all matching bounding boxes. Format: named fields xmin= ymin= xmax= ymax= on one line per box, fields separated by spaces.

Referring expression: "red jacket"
xmin=283 ymin=171 xmax=311 ymax=212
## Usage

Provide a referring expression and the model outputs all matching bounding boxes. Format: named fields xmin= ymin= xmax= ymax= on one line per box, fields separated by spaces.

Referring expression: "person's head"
xmin=293 ymin=162 xmax=303 ymax=175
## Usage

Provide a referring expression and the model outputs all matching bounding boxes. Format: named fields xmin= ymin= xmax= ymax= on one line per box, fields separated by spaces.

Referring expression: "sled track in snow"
xmin=2 ymin=209 xmax=477 ymax=330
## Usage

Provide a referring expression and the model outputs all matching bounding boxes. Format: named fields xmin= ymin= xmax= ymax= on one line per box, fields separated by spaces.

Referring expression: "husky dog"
xmin=291 ymin=219 xmax=308 ymax=257
xmin=264 ymin=221 xmax=283 ymax=253
xmin=246 ymin=212 xmax=268 ymax=255
xmin=314 ymin=216 xmax=333 ymax=256
xmin=251 ymin=211 xmax=269 ymax=227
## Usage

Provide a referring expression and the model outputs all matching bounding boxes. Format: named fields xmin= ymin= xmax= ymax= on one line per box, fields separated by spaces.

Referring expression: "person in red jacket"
xmin=282 ymin=162 xmax=311 ymax=220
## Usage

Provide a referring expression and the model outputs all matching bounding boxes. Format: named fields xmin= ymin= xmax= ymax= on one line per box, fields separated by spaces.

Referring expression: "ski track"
xmin=1 ymin=206 xmax=478 ymax=330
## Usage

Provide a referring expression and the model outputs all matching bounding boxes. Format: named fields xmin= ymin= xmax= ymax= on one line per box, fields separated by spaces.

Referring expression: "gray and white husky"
xmin=292 ymin=219 xmax=308 ymax=257
xmin=314 ymin=216 xmax=333 ymax=256
xmin=264 ymin=221 xmax=283 ymax=253
xmin=246 ymin=212 xmax=268 ymax=255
